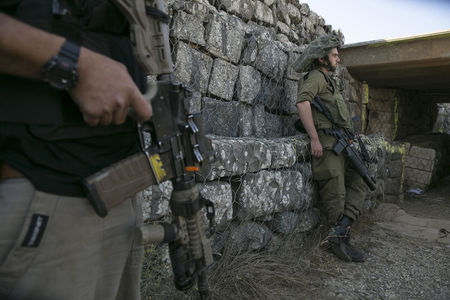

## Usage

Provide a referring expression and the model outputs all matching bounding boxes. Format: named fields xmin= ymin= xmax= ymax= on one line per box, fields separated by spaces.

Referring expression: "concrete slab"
xmin=340 ymin=30 xmax=450 ymax=91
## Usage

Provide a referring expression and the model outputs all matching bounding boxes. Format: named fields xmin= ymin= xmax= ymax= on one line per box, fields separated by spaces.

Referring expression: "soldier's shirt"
xmin=297 ymin=69 xmax=352 ymax=131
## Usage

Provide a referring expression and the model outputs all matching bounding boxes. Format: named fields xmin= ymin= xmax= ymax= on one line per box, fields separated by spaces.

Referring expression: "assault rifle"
xmin=311 ymin=96 xmax=377 ymax=191
xmin=82 ymin=1 xmax=215 ymax=299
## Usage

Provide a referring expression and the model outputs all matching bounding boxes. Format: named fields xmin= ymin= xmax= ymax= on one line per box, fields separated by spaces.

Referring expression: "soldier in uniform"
xmin=294 ymin=34 xmax=366 ymax=262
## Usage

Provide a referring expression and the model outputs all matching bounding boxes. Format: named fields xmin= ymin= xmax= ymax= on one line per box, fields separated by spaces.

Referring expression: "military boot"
xmin=343 ymin=234 xmax=365 ymax=262
xmin=323 ymin=216 xmax=353 ymax=262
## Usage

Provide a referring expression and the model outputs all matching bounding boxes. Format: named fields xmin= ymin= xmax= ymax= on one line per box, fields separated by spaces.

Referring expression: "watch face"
xmin=41 ymin=41 xmax=80 ymax=90
xmin=42 ymin=58 xmax=79 ymax=90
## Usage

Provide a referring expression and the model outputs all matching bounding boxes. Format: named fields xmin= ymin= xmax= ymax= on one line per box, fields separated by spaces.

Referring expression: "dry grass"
xmin=141 ymin=226 xmax=338 ymax=300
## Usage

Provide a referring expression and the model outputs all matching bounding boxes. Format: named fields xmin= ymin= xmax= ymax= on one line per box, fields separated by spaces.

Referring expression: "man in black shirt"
xmin=0 ymin=1 xmax=152 ymax=299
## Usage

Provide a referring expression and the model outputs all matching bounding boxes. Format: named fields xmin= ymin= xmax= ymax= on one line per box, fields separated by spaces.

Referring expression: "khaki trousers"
xmin=0 ymin=178 xmax=143 ymax=300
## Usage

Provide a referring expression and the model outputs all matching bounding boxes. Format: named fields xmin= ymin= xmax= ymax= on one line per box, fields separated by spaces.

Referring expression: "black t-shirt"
xmin=0 ymin=0 xmax=146 ymax=197
xmin=0 ymin=123 xmax=141 ymax=197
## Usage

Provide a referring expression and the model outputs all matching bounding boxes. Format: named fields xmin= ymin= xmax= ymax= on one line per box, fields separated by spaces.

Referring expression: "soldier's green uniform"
xmin=294 ymin=33 xmax=367 ymax=262
xmin=297 ymin=69 xmax=366 ymax=224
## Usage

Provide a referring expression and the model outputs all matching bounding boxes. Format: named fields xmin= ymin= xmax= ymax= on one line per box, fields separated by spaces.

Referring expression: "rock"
xmin=199 ymin=181 xmax=233 ymax=230
xmin=268 ymin=211 xmax=300 ymax=235
xmin=184 ymin=90 xmax=202 ymax=114
xmin=202 ymin=97 xmax=240 ymax=136
xmin=229 ymin=222 xmax=272 ymax=253
xmin=142 ymin=181 xmax=173 ymax=221
xmin=237 ymin=170 xmax=304 ymax=220
xmin=253 ymin=105 xmax=282 ymax=138
xmin=236 ymin=65 xmax=262 ymax=105
xmin=299 ymin=3 xmax=310 ymax=16
xmin=287 ymin=3 xmax=301 ymax=23
xmin=174 ymin=42 xmax=213 ymax=93
xmin=171 ymin=10 xmax=205 ymax=46
xmin=217 ymin=0 xmax=256 ymax=21
xmin=297 ymin=208 xmax=319 ymax=232
xmin=208 ymin=58 xmax=240 ymax=100
xmin=205 ymin=11 xmax=246 ymax=64
xmin=254 ymin=1 xmax=274 ymax=25
xmin=199 ymin=135 xmax=310 ymax=180
xmin=283 ymin=79 xmax=299 ymax=114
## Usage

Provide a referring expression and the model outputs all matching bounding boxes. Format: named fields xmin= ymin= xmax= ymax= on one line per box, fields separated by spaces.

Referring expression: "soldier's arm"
xmin=296 ymin=71 xmax=326 ymax=157
xmin=0 ymin=12 xmax=151 ymax=126
xmin=297 ymin=101 xmax=322 ymax=157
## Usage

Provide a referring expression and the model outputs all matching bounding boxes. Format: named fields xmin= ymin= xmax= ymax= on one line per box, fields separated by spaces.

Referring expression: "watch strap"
xmin=58 ymin=40 xmax=80 ymax=64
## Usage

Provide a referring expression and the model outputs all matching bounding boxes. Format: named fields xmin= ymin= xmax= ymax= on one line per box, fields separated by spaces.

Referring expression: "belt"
xmin=0 ymin=162 xmax=24 ymax=180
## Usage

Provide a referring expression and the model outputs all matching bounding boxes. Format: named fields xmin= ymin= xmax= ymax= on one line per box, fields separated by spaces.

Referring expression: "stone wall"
xmin=141 ymin=0 xmax=408 ymax=255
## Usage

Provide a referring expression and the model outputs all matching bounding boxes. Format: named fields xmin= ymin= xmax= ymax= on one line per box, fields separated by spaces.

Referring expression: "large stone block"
xmin=184 ymin=90 xmax=202 ymax=114
xmin=283 ymin=79 xmax=299 ymax=114
xmin=236 ymin=65 xmax=261 ymax=105
xmin=254 ymin=1 xmax=274 ymax=25
xmin=237 ymin=170 xmax=304 ymax=220
xmin=404 ymin=156 xmax=435 ymax=172
xmin=199 ymin=182 xmax=233 ymax=229
xmin=171 ymin=10 xmax=205 ymax=46
xmin=256 ymin=75 xmax=284 ymax=111
xmin=217 ymin=0 xmax=256 ymax=21
xmin=174 ymin=42 xmax=213 ymax=93
xmin=205 ymin=11 xmax=246 ymax=64
xmin=183 ymin=0 xmax=216 ymax=21
xmin=242 ymin=32 xmax=288 ymax=79
xmin=202 ymin=97 xmax=240 ymax=136
xmin=408 ymin=146 xmax=436 ymax=160
xmin=199 ymin=135 xmax=309 ymax=180
xmin=238 ymin=103 xmax=254 ymax=137
xmin=208 ymin=58 xmax=239 ymax=100
xmin=253 ymin=105 xmax=283 ymax=138
xmin=281 ymin=115 xmax=301 ymax=137
xmin=404 ymin=167 xmax=432 ymax=185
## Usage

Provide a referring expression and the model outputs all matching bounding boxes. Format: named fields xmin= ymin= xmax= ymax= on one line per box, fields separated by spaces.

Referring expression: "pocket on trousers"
xmin=0 ymin=186 xmax=52 ymax=296
xmin=312 ymin=151 xmax=342 ymax=180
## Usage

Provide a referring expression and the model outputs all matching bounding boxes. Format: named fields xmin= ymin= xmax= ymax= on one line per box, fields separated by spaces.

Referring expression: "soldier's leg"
xmin=340 ymin=161 xmax=367 ymax=262
xmin=343 ymin=161 xmax=366 ymax=221
xmin=312 ymin=150 xmax=346 ymax=225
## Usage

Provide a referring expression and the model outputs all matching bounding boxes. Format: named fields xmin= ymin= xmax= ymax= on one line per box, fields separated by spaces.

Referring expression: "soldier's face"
xmin=328 ymin=48 xmax=340 ymax=69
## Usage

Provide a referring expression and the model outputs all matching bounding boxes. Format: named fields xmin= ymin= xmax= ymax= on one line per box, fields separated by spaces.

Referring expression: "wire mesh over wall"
xmin=140 ymin=3 xmax=405 ymax=295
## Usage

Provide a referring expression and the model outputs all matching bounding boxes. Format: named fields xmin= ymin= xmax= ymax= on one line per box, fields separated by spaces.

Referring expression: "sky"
xmin=304 ymin=0 xmax=450 ymax=44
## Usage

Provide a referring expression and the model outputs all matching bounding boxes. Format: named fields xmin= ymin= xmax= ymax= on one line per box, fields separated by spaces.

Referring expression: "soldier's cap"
xmin=293 ymin=33 xmax=343 ymax=73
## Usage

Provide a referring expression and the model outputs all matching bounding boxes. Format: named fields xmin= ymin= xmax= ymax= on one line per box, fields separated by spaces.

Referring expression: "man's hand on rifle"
xmin=69 ymin=48 xmax=152 ymax=126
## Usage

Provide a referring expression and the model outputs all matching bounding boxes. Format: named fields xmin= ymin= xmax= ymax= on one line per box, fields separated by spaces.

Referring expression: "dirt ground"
xmin=142 ymin=177 xmax=450 ymax=299
xmin=293 ymin=176 xmax=450 ymax=300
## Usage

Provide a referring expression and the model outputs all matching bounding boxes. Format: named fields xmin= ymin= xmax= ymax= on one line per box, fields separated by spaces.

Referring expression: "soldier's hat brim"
xmin=293 ymin=34 xmax=343 ymax=73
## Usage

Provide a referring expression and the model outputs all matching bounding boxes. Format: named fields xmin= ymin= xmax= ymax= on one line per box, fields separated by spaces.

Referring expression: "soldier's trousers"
xmin=0 ymin=178 xmax=144 ymax=300
xmin=312 ymin=136 xmax=367 ymax=225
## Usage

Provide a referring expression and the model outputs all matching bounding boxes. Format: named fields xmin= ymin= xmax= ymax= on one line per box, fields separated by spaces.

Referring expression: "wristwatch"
xmin=41 ymin=40 xmax=80 ymax=90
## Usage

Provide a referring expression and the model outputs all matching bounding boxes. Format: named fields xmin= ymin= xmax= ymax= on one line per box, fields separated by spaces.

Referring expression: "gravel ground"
xmin=295 ymin=177 xmax=450 ymax=300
